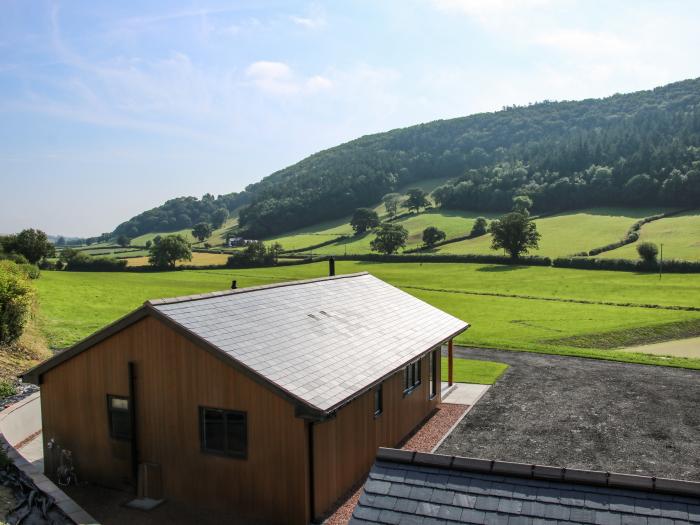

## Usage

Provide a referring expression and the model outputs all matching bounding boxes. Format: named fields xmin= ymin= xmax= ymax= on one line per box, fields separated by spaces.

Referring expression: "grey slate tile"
xmin=153 ymin=273 xmax=467 ymax=412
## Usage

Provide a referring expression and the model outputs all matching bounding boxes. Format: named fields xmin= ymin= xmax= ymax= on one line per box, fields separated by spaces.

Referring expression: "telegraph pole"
xmin=659 ymin=243 xmax=663 ymax=279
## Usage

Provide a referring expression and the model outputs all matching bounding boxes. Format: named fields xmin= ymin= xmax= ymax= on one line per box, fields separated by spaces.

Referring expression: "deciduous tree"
xmin=403 ymin=188 xmax=430 ymax=213
xmin=350 ymin=208 xmax=380 ymax=234
xmin=370 ymin=224 xmax=408 ymax=254
xmin=422 ymin=226 xmax=446 ymax=247
xmin=637 ymin=242 xmax=659 ymax=262
xmin=489 ymin=212 xmax=541 ymax=259
xmin=192 ymin=222 xmax=213 ymax=242
xmin=148 ymin=235 xmax=192 ymax=269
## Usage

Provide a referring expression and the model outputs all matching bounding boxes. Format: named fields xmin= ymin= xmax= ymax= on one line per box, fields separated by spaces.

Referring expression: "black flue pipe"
xmin=328 ymin=257 xmax=335 ymax=276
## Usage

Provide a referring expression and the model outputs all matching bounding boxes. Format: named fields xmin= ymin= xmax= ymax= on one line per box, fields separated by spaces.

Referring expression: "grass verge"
xmin=441 ymin=357 xmax=508 ymax=384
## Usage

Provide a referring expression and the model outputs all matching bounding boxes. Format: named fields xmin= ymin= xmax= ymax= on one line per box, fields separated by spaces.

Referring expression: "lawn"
xmin=34 ymin=261 xmax=700 ymax=370
xmin=441 ymin=357 xmax=508 ymax=384
xmin=598 ymin=210 xmax=700 ymax=261
xmin=125 ymin=251 xmax=230 ymax=267
xmin=437 ymin=208 xmax=670 ymax=258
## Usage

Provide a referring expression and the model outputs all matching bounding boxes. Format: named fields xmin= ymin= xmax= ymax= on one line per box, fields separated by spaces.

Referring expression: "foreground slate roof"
xmin=352 ymin=448 xmax=700 ymax=524
xmin=23 ymin=272 xmax=467 ymax=416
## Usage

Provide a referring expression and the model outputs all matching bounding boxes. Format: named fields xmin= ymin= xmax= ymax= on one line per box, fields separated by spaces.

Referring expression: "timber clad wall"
xmin=39 ymin=313 xmax=443 ymax=524
xmin=312 ymin=353 xmax=440 ymax=517
xmin=40 ymin=317 xmax=310 ymax=524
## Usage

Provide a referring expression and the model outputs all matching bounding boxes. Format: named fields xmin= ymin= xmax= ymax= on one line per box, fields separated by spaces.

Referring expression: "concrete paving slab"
xmin=442 ymin=383 xmax=490 ymax=405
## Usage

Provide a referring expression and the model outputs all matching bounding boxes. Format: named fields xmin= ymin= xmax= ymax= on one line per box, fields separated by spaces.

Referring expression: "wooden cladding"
xmin=312 ymin=351 xmax=441 ymax=518
xmin=39 ymin=310 xmax=446 ymax=524
xmin=39 ymin=316 xmax=310 ymax=524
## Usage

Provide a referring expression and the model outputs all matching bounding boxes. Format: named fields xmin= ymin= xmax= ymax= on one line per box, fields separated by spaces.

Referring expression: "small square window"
xmin=107 ymin=395 xmax=131 ymax=440
xmin=200 ymin=407 xmax=247 ymax=459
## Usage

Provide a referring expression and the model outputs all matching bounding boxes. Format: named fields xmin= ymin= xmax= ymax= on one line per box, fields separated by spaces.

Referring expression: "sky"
xmin=1 ymin=1 xmax=700 ymax=237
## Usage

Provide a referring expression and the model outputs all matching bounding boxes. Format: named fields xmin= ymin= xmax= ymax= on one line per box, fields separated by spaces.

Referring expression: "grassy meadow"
xmin=599 ymin=210 xmax=700 ymax=261
xmin=436 ymin=208 xmax=670 ymax=258
xmin=130 ymin=215 xmax=239 ymax=247
xmin=126 ymin=251 xmax=231 ymax=267
xmin=34 ymin=261 xmax=700 ymax=370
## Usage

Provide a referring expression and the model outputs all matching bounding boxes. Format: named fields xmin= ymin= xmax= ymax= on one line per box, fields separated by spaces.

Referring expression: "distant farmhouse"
xmin=227 ymin=236 xmax=256 ymax=247
xmin=23 ymin=271 xmax=468 ymax=524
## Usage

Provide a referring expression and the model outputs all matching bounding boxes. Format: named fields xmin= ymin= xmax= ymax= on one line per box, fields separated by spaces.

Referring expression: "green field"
xmin=599 ymin=210 xmax=700 ymax=261
xmin=34 ymin=261 xmax=700 ymax=370
xmin=303 ymin=210 xmax=498 ymax=255
xmin=130 ymin=215 xmax=239 ymax=247
xmin=441 ymin=357 xmax=509 ymax=384
xmin=264 ymin=176 xmax=456 ymax=252
xmin=436 ymin=208 xmax=670 ymax=258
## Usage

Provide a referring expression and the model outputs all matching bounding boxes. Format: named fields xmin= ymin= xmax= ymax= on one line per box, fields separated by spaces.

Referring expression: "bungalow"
xmin=22 ymin=271 xmax=468 ymax=524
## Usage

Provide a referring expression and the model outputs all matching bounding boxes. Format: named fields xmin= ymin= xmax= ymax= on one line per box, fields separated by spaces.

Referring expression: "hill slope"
xmin=114 ymin=78 xmax=700 ymax=240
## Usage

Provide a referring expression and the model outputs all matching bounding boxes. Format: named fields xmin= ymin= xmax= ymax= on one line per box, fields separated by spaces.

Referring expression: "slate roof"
xmin=351 ymin=448 xmax=700 ymax=525
xmin=147 ymin=272 xmax=466 ymax=412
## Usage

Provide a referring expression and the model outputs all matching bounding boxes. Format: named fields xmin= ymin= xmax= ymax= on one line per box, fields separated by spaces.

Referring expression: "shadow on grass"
xmin=476 ymin=265 xmax=523 ymax=272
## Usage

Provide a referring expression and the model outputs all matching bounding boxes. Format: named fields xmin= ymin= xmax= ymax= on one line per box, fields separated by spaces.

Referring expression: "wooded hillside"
xmin=115 ymin=78 xmax=700 ymax=239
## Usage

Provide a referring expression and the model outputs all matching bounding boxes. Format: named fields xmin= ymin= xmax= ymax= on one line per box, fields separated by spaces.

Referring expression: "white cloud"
xmin=245 ymin=61 xmax=331 ymax=95
xmin=290 ymin=15 xmax=325 ymax=29
xmin=306 ymin=75 xmax=333 ymax=92
xmin=289 ymin=5 xmax=326 ymax=29
xmin=535 ymin=29 xmax=636 ymax=58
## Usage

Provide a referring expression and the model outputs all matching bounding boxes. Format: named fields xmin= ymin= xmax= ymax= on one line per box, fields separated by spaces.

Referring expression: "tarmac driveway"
xmin=438 ymin=347 xmax=700 ymax=481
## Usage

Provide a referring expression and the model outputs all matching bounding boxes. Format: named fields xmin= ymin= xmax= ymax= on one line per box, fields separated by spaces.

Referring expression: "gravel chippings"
xmin=0 ymin=383 xmax=38 ymax=410
xmin=324 ymin=402 xmax=469 ymax=525
xmin=438 ymin=347 xmax=700 ymax=481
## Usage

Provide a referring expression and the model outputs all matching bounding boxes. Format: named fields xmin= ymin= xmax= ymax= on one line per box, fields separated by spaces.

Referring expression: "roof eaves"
xmin=321 ymin=323 xmax=470 ymax=415
xmin=375 ymin=448 xmax=700 ymax=498
xmin=20 ymin=306 xmax=150 ymax=385
xmin=147 ymin=271 xmax=371 ymax=307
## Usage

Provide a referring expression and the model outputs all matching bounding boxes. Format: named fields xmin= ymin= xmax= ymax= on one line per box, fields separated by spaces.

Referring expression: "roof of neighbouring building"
xmin=351 ymin=448 xmax=700 ymax=524
xmin=22 ymin=272 xmax=468 ymax=417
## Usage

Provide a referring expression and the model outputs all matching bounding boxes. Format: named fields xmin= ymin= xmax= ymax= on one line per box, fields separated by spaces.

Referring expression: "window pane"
xmin=404 ymin=366 xmax=410 ymax=390
xmin=225 ymin=413 xmax=246 ymax=455
xmin=416 ymin=360 xmax=422 ymax=384
xmin=111 ymin=410 xmax=131 ymax=439
xmin=203 ymin=409 xmax=225 ymax=452
xmin=111 ymin=397 xmax=129 ymax=410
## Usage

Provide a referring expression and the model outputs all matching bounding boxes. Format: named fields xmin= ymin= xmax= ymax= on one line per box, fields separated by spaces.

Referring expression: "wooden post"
xmin=448 ymin=339 xmax=453 ymax=387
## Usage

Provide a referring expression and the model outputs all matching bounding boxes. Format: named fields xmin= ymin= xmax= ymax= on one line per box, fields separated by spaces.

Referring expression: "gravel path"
xmin=437 ymin=347 xmax=700 ymax=481
xmin=324 ymin=403 xmax=468 ymax=524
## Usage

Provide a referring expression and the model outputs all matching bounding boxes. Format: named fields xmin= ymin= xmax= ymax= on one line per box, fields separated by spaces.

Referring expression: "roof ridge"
xmin=376 ymin=448 xmax=700 ymax=498
xmin=146 ymin=271 xmax=371 ymax=306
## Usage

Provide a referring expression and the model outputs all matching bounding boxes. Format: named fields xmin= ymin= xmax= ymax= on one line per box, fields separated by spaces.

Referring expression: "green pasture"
xmin=442 ymin=357 xmax=508 ymax=384
xmin=299 ymin=210 xmax=496 ymax=255
xmin=130 ymin=215 xmax=239 ymax=247
xmin=34 ymin=261 xmax=700 ymax=370
xmin=264 ymin=176 xmax=456 ymax=252
xmin=598 ymin=210 xmax=700 ymax=261
xmin=437 ymin=208 xmax=670 ymax=258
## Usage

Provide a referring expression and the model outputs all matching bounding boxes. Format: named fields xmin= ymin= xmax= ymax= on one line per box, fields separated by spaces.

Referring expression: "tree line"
xmin=230 ymin=78 xmax=700 ymax=238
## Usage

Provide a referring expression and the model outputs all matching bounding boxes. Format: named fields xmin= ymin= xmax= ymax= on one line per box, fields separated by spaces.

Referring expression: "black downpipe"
xmin=307 ymin=421 xmax=316 ymax=523
xmin=328 ymin=257 xmax=335 ymax=277
xmin=128 ymin=361 xmax=139 ymax=491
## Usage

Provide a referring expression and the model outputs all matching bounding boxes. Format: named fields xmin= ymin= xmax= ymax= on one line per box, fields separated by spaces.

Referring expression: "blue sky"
xmin=2 ymin=0 xmax=700 ymax=236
